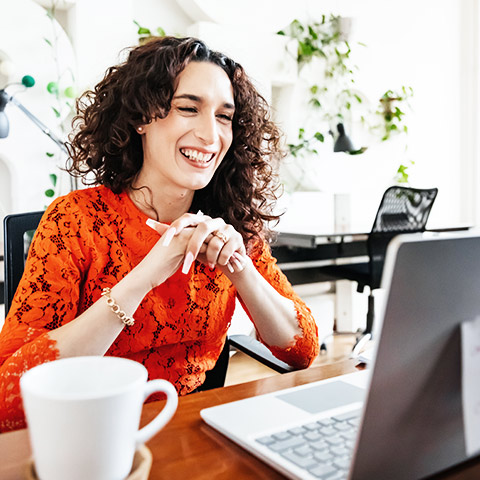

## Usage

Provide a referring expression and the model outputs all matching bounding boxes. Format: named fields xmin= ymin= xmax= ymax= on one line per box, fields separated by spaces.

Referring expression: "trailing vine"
xmin=43 ymin=0 xmax=76 ymax=202
xmin=278 ymin=16 xmax=414 ymax=184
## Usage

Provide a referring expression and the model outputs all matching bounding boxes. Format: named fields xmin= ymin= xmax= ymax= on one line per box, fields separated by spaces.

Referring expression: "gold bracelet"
xmin=101 ymin=287 xmax=135 ymax=327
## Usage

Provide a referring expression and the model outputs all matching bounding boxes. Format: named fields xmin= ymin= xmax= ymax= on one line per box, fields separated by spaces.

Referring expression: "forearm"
xmin=229 ymin=258 xmax=302 ymax=348
xmin=48 ymin=264 xmax=153 ymax=357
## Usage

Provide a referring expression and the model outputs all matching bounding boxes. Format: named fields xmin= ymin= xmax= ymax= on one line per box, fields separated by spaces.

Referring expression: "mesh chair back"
xmin=3 ymin=211 xmax=44 ymax=315
xmin=371 ymin=186 xmax=438 ymax=233
xmin=368 ymin=186 xmax=438 ymax=288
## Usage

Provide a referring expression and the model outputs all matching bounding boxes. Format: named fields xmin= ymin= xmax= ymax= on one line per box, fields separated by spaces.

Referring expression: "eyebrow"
xmin=173 ymin=93 xmax=235 ymax=110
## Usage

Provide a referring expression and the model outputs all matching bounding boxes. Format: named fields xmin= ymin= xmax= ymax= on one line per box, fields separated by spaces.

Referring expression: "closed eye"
xmin=217 ymin=114 xmax=233 ymax=122
xmin=178 ymin=107 xmax=197 ymax=113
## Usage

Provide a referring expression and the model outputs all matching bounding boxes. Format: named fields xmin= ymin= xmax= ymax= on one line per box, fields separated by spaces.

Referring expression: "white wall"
xmin=0 ymin=0 xmax=76 ymax=219
xmin=2 ymin=0 xmax=478 ymax=231
xmin=279 ymin=0 xmax=472 ymax=230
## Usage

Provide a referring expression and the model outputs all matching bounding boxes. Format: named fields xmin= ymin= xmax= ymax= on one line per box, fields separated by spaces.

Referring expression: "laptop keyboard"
xmin=255 ymin=408 xmax=362 ymax=479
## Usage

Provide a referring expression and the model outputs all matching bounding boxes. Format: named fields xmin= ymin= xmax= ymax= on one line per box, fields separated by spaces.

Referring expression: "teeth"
xmin=181 ymin=148 xmax=214 ymax=163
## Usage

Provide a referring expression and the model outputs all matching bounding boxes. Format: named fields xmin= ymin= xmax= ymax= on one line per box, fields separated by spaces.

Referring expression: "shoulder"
xmin=38 ymin=186 xmax=123 ymax=234
xmin=44 ymin=186 xmax=121 ymax=219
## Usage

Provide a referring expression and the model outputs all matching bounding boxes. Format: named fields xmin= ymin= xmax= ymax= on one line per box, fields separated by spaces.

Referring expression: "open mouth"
xmin=180 ymin=148 xmax=215 ymax=165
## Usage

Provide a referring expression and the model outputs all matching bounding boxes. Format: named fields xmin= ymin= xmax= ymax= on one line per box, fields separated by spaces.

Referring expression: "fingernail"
xmin=227 ymin=262 xmax=235 ymax=273
xmin=196 ymin=210 xmax=204 ymax=216
xmin=208 ymin=262 xmax=215 ymax=270
xmin=233 ymin=251 xmax=244 ymax=261
xmin=231 ymin=257 xmax=243 ymax=270
xmin=162 ymin=227 xmax=176 ymax=246
xmin=182 ymin=251 xmax=194 ymax=274
xmin=146 ymin=218 xmax=159 ymax=229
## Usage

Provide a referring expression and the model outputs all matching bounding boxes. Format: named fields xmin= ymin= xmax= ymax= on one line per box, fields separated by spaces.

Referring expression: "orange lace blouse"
xmin=0 ymin=186 xmax=319 ymax=432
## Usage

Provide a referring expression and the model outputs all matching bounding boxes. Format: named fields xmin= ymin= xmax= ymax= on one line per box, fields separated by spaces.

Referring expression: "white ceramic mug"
xmin=20 ymin=356 xmax=178 ymax=480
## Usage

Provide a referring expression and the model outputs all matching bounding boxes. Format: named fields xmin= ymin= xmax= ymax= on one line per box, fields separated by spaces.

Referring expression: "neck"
xmin=129 ymin=181 xmax=194 ymax=223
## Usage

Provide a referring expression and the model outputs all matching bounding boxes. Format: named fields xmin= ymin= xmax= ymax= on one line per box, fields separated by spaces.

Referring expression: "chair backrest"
xmin=368 ymin=186 xmax=438 ymax=288
xmin=371 ymin=186 xmax=438 ymax=233
xmin=3 ymin=211 xmax=44 ymax=315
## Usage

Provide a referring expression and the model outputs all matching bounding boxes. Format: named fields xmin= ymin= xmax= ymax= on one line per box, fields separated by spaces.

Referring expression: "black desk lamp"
xmin=333 ymin=123 xmax=355 ymax=153
xmin=0 ymin=75 xmax=67 ymax=154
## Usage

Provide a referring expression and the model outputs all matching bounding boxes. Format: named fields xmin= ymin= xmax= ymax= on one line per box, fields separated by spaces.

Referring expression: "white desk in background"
xmin=271 ymin=226 xmax=472 ymax=333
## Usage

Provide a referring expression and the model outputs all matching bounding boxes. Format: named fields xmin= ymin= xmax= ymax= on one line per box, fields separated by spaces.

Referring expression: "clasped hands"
xmin=146 ymin=211 xmax=248 ymax=276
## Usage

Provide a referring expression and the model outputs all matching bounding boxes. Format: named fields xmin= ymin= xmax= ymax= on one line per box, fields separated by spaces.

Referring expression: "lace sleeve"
xmin=0 ymin=328 xmax=59 ymax=432
xmin=238 ymin=242 xmax=319 ymax=369
xmin=0 ymin=197 xmax=84 ymax=432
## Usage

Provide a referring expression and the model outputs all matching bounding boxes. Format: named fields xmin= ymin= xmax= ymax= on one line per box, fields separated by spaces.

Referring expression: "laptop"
xmin=201 ymin=232 xmax=480 ymax=479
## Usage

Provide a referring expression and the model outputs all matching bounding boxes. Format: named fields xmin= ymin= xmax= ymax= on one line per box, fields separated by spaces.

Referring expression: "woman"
xmin=0 ymin=36 xmax=319 ymax=432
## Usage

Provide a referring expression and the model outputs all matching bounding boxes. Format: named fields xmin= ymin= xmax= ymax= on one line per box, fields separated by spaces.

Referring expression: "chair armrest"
xmin=228 ymin=334 xmax=295 ymax=374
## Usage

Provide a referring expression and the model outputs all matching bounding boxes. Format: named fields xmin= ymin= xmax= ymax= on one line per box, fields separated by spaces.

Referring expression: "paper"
xmin=461 ymin=316 xmax=480 ymax=455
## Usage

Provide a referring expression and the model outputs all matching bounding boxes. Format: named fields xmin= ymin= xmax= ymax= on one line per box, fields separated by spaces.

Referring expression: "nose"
xmin=194 ymin=112 xmax=218 ymax=146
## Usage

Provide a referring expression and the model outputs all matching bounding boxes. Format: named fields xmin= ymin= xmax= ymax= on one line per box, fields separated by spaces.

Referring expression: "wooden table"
xmin=3 ymin=360 xmax=480 ymax=479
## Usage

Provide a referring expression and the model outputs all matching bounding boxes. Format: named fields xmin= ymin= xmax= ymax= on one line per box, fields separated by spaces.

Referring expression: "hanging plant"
xmin=278 ymin=16 xmax=367 ymax=154
xmin=134 ymin=20 xmax=166 ymax=44
xmin=43 ymin=1 xmax=76 ymax=201
xmin=278 ymin=16 xmax=415 ymax=184
xmin=377 ymin=86 xmax=413 ymax=141
xmin=287 ymin=128 xmax=325 ymax=158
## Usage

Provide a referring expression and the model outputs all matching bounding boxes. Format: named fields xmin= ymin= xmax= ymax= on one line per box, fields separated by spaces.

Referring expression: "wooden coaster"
xmin=25 ymin=444 xmax=153 ymax=480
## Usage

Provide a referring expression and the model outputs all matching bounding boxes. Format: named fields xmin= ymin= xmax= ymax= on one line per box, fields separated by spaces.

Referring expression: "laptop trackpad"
xmin=276 ymin=381 xmax=365 ymax=414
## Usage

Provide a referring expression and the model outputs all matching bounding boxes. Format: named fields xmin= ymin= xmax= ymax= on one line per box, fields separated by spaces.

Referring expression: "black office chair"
xmin=3 ymin=211 xmax=295 ymax=392
xmin=323 ymin=186 xmax=438 ymax=352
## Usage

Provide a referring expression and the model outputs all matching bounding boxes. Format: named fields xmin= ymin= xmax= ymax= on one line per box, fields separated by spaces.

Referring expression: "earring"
xmin=137 ymin=126 xmax=143 ymax=133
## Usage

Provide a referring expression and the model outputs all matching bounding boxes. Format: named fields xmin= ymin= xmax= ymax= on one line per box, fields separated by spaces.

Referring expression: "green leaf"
xmin=52 ymin=107 xmax=61 ymax=118
xmin=348 ymin=147 xmax=368 ymax=155
xmin=133 ymin=20 xmax=151 ymax=35
xmin=46 ymin=152 xmax=55 ymax=158
xmin=156 ymin=27 xmax=166 ymax=36
xmin=45 ymin=189 xmax=55 ymax=198
xmin=314 ymin=132 xmax=325 ymax=142
xmin=308 ymin=25 xmax=318 ymax=40
xmin=44 ymin=37 xmax=52 ymax=47
xmin=49 ymin=173 xmax=57 ymax=187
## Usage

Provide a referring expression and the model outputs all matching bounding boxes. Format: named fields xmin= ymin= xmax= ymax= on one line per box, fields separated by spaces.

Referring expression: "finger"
xmin=172 ymin=211 xmax=210 ymax=233
xmin=164 ymin=211 xmax=209 ymax=247
xmin=207 ymin=226 xmax=240 ymax=266
xmin=146 ymin=218 xmax=170 ymax=235
xmin=230 ymin=251 xmax=247 ymax=272
xmin=186 ymin=217 xmax=226 ymax=261
xmin=161 ymin=227 xmax=176 ymax=246
xmin=181 ymin=251 xmax=195 ymax=274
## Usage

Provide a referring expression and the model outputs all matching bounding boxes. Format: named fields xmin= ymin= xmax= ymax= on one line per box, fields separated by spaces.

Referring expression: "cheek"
xmin=222 ymin=128 xmax=233 ymax=151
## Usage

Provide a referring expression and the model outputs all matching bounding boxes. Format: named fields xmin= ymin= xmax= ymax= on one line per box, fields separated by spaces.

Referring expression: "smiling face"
xmin=137 ymin=61 xmax=235 ymax=195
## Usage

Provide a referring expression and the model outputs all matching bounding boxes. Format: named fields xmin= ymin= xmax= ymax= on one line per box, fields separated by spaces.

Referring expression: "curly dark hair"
xmin=67 ymin=36 xmax=284 ymax=248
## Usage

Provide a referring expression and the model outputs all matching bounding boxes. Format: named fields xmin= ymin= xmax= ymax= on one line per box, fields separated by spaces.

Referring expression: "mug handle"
xmin=135 ymin=379 xmax=178 ymax=445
